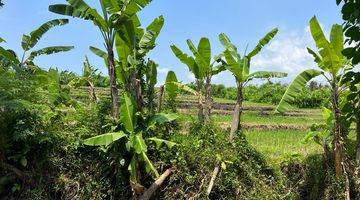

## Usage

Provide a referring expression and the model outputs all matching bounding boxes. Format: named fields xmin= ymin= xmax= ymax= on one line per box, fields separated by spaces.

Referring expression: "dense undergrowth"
xmin=2 ymin=96 xmax=356 ymax=199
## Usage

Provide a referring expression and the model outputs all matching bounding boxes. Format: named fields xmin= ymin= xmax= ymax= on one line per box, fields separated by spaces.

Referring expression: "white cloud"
xmin=158 ymin=67 xmax=170 ymax=74
xmin=251 ymin=26 xmax=318 ymax=83
xmin=186 ymin=73 xmax=195 ymax=82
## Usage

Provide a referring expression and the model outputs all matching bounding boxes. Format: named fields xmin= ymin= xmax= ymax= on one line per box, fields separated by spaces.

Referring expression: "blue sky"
xmin=0 ymin=0 xmax=342 ymax=86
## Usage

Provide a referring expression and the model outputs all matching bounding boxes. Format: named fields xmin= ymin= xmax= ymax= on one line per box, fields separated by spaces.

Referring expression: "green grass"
xmin=244 ymin=130 xmax=322 ymax=166
xmin=178 ymin=107 xmax=325 ymax=167
xmin=179 ymin=110 xmax=323 ymax=126
xmin=215 ymin=112 xmax=322 ymax=125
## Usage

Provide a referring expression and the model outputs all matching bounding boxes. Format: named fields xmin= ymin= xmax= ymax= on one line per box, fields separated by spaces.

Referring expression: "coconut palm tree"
xmin=219 ymin=29 xmax=287 ymax=140
xmin=276 ymin=16 xmax=353 ymax=179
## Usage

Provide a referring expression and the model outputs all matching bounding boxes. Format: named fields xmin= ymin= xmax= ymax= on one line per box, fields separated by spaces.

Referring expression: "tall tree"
xmin=276 ymin=17 xmax=353 ymax=180
xmin=49 ymin=0 xmax=152 ymax=118
xmin=219 ymin=29 xmax=286 ymax=140
xmin=171 ymin=38 xmax=225 ymax=123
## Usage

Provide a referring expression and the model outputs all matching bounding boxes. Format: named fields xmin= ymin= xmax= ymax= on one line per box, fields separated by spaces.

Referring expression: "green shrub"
xmin=154 ymin=122 xmax=294 ymax=199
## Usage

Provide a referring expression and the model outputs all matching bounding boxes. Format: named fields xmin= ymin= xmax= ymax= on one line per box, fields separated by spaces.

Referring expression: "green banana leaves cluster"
xmin=219 ymin=28 xmax=286 ymax=85
xmin=69 ymin=56 xmax=102 ymax=101
xmin=171 ymin=37 xmax=225 ymax=122
xmin=302 ymin=107 xmax=333 ymax=147
xmin=49 ymin=0 xmax=159 ymax=118
xmin=0 ymin=19 xmax=73 ymax=68
xmin=83 ymin=93 xmax=177 ymax=183
xmin=218 ymin=28 xmax=287 ymax=139
xmin=114 ymin=15 xmax=164 ymax=86
xmin=171 ymin=37 xmax=225 ymax=81
xmin=276 ymin=16 xmax=349 ymax=113
xmin=49 ymin=0 xmax=151 ymax=33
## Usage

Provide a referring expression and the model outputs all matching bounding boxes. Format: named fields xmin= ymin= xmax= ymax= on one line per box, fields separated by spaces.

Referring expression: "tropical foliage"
xmin=276 ymin=17 xmax=356 ymax=197
xmin=1 ymin=1 xmax=360 ymax=199
xmin=219 ymin=29 xmax=287 ymax=140
xmin=171 ymin=38 xmax=225 ymax=123
xmin=0 ymin=19 xmax=73 ymax=71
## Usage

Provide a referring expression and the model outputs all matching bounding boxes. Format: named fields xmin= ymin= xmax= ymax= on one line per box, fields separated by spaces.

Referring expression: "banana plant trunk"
xmin=88 ymin=81 xmax=98 ymax=102
xmin=135 ymin=76 xmax=143 ymax=112
xmin=157 ymin=85 xmax=164 ymax=113
xmin=196 ymin=79 xmax=204 ymax=122
xmin=204 ymin=75 xmax=212 ymax=124
xmin=356 ymin=116 xmax=360 ymax=163
xmin=230 ymin=82 xmax=243 ymax=141
xmin=331 ymin=81 xmax=344 ymax=178
xmin=106 ymin=45 xmax=119 ymax=119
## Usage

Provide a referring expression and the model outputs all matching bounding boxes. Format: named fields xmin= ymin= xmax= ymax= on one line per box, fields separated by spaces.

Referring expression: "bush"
xmin=154 ymin=122 xmax=294 ymax=199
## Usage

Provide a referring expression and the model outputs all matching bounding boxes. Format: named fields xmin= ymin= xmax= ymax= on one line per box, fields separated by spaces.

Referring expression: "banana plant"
xmin=302 ymin=107 xmax=334 ymax=167
xmin=341 ymin=71 xmax=360 ymax=163
xmin=83 ymin=93 xmax=177 ymax=195
xmin=164 ymin=71 xmax=179 ymax=112
xmin=88 ymin=14 xmax=164 ymax=112
xmin=0 ymin=19 xmax=73 ymax=72
xmin=49 ymin=0 xmax=152 ymax=119
xmin=276 ymin=16 xmax=353 ymax=178
xmin=219 ymin=29 xmax=287 ymax=140
xmin=171 ymin=38 xmax=225 ymax=123
xmin=70 ymin=56 xmax=101 ymax=102
xmin=145 ymin=60 xmax=158 ymax=115
xmin=114 ymin=15 xmax=164 ymax=111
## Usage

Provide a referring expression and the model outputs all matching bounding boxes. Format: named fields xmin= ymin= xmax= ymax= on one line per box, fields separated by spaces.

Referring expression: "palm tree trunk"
xmin=204 ymin=75 xmax=212 ymax=124
xmin=230 ymin=83 xmax=243 ymax=141
xmin=107 ymin=46 xmax=119 ymax=119
xmin=196 ymin=79 xmax=204 ymax=122
xmin=331 ymin=82 xmax=344 ymax=178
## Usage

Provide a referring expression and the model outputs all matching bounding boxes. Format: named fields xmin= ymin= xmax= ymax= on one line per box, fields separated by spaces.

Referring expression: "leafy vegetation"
xmin=218 ymin=29 xmax=287 ymax=140
xmin=171 ymin=37 xmax=225 ymax=123
xmin=336 ymin=0 xmax=360 ymax=65
xmin=0 ymin=1 xmax=359 ymax=199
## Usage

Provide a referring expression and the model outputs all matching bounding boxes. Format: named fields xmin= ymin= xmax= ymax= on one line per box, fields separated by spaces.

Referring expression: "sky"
xmin=0 ymin=0 xmax=343 ymax=86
